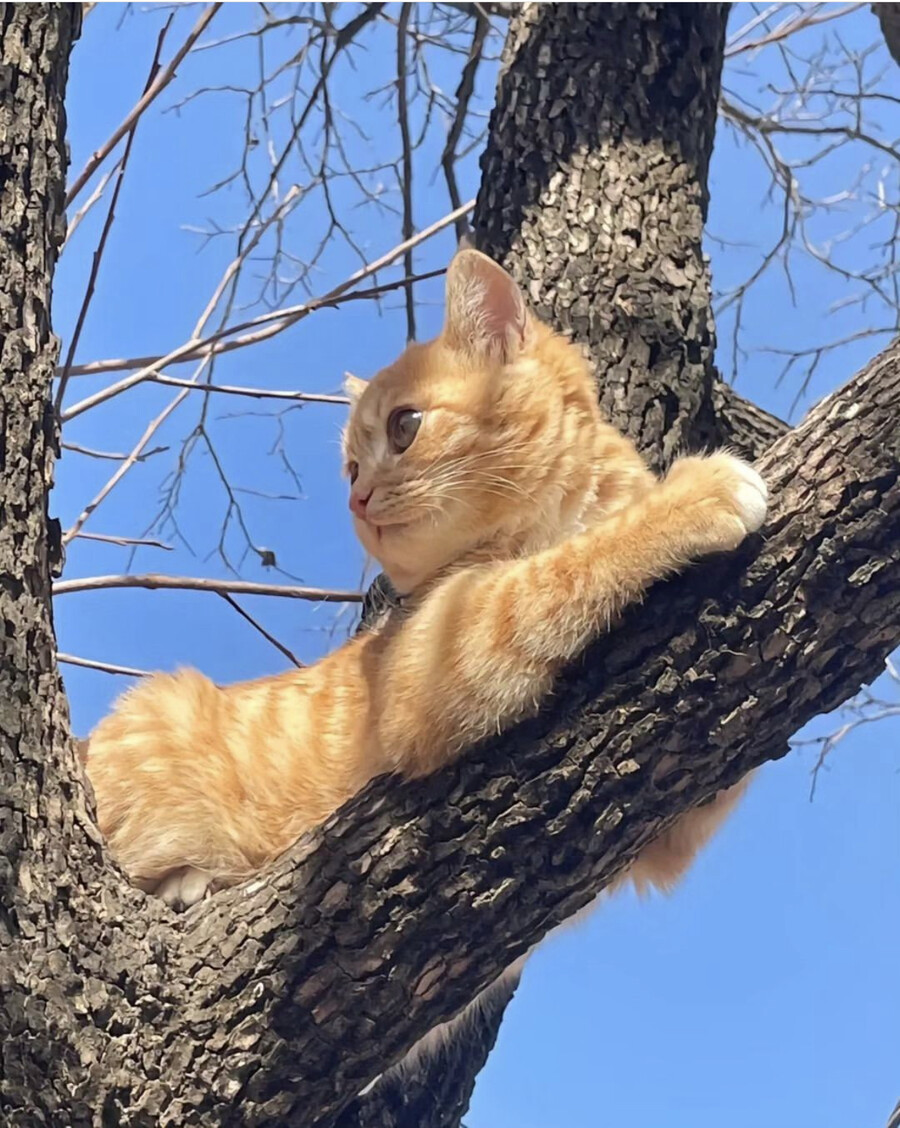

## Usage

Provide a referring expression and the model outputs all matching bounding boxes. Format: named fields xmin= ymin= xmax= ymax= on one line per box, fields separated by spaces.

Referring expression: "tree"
xmin=2 ymin=3 xmax=898 ymax=1126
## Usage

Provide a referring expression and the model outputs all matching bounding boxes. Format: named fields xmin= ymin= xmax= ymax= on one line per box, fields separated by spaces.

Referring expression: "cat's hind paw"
xmin=154 ymin=866 xmax=214 ymax=910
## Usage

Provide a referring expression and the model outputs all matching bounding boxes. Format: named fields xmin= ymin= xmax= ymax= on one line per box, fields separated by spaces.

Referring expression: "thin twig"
xmin=56 ymin=15 xmax=174 ymax=414
xmin=58 ymin=653 xmax=151 ymax=678
xmin=802 ymin=706 xmax=900 ymax=799
xmin=61 ymin=441 xmax=169 ymax=462
xmin=53 ymin=573 xmax=363 ymax=603
xmin=60 ymin=268 xmax=447 ymax=380
xmin=218 ymin=592 xmax=304 ymax=668
xmin=60 ymin=206 xmax=471 ymax=419
xmin=73 ymin=531 xmax=174 ymax=551
xmin=65 ymin=159 xmax=121 ymax=245
xmin=66 ymin=4 xmax=222 ymax=205
xmin=397 ymin=4 xmax=416 ymax=341
xmin=441 ymin=12 xmax=487 ymax=240
xmin=145 ymin=376 xmax=349 ymax=405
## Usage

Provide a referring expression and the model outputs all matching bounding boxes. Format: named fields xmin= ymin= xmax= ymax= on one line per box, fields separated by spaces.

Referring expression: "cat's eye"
xmin=387 ymin=408 xmax=422 ymax=453
xmin=347 ymin=460 xmax=359 ymax=484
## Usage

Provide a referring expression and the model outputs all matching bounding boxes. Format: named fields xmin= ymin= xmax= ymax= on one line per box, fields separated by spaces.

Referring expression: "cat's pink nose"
xmin=349 ymin=489 xmax=372 ymax=519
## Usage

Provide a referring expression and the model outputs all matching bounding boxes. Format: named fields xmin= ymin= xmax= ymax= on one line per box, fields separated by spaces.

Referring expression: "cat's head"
xmin=343 ymin=249 xmax=601 ymax=593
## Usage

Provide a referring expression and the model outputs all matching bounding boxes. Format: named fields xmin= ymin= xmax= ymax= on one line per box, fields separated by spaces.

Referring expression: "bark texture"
xmin=2 ymin=5 xmax=898 ymax=1128
xmin=5 ymin=340 xmax=898 ymax=1128
xmin=355 ymin=6 xmax=751 ymax=1112
xmin=473 ymin=2 xmax=785 ymax=464
xmin=332 ymin=972 xmax=519 ymax=1128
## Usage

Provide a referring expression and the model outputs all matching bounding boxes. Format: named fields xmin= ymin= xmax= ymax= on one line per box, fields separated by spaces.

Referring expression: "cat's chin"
xmin=357 ymin=513 xmax=425 ymax=553
xmin=367 ymin=523 xmax=449 ymax=595
xmin=357 ymin=517 xmax=415 ymax=577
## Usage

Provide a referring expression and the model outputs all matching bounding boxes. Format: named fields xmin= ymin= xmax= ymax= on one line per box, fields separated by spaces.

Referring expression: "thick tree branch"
xmin=53 ymin=572 xmax=362 ymax=603
xmin=3 ymin=6 xmax=894 ymax=1128
xmin=8 ymin=338 xmax=899 ymax=1126
xmin=176 ymin=339 xmax=900 ymax=1126
xmin=332 ymin=973 xmax=520 ymax=1128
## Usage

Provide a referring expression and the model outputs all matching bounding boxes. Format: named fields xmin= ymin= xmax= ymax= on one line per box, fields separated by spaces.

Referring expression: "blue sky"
xmin=53 ymin=6 xmax=898 ymax=1125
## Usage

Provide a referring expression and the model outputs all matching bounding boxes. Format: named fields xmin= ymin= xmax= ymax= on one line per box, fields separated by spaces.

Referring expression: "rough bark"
xmin=332 ymin=973 xmax=519 ymax=1128
xmin=6 ymin=337 xmax=897 ymax=1128
xmin=472 ymin=2 xmax=785 ymax=465
xmin=2 ymin=5 xmax=899 ymax=1128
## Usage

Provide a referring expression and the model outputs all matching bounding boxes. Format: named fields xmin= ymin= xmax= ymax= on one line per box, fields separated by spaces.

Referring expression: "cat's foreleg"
xmin=376 ymin=453 xmax=767 ymax=777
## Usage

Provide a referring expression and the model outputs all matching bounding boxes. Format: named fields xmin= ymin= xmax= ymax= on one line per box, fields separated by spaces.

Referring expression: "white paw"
xmin=722 ymin=455 xmax=768 ymax=533
xmin=154 ymin=866 xmax=214 ymax=909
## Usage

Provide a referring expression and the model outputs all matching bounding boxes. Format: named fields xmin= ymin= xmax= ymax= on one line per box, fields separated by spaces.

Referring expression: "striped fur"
xmin=85 ymin=249 xmax=766 ymax=920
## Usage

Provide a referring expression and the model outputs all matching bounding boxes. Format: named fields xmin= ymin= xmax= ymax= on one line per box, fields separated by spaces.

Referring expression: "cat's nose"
xmin=349 ymin=489 xmax=373 ymax=519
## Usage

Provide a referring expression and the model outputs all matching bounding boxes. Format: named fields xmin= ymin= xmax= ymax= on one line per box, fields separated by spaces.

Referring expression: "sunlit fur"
xmin=86 ymin=248 xmax=766 ymax=920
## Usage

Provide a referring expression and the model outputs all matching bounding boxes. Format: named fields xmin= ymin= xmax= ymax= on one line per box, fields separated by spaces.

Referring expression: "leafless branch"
xmin=53 ymin=573 xmax=362 ymax=603
xmin=56 ymin=14 xmax=174 ymax=413
xmin=73 ymin=531 xmax=174 ymax=552
xmin=397 ymin=4 xmax=416 ymax=341
xmin=61 ymin=441 xmax=169 ymax=462
xmin=66 ymin=4 xmax=222 ymax=205
xmin=145 ymin=375 xmax=349 ymax=405
xmin=441 ymin=11 xmax=488 ymax=239
xmin=57 ymin=653 xmax=151 ymax=678
xmin=796 ymin=657 xmax=900 ymax=798
xmin=440 ymin=2 xmax=516 ymax=18
xmin=64 ymin=158 xmax=121 ymax=245
xmin=218 ymin=592 xmax=304 ymax=668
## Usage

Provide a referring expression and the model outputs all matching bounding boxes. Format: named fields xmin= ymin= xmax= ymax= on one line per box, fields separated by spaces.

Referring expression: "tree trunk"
xmin=2 ymin=5 xmax=899 ymax=1128
xmin=0 ymin=0 xmax=90 ymax=1120
xmin=473 ymin=1 xmax=785 ymax=466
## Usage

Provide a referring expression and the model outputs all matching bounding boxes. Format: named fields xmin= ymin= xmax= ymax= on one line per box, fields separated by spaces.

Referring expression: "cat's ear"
xmin=444 ymin=249 xmax=528 ymax=362
xmin=343 ymin=372 xmax=369 ymax=403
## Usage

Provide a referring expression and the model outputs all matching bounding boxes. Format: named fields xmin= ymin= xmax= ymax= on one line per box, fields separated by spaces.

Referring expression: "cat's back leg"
xmin=151 ymin=865 xmax=218 ymax=909
xmin=85 ymin=668 xmax=250 ymax=890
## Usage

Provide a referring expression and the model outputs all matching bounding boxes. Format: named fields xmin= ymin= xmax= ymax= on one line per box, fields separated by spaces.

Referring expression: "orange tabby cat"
xmin=85 ymin=247 xmax=765 ymax=921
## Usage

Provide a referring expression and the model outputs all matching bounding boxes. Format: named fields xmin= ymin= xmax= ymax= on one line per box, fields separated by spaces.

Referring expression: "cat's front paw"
xmin=664 ymin=453 xmax=768 ymax=556
xmin=717 ymin=455 xmax=768 ymax=534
